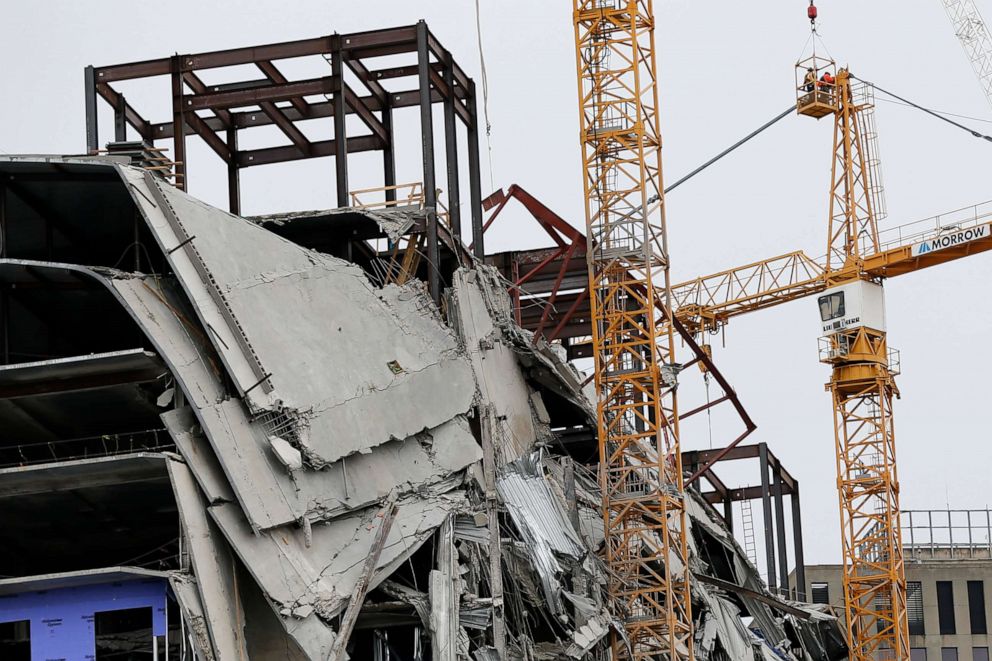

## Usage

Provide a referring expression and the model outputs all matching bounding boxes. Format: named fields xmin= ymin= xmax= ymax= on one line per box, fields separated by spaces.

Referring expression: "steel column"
xmin=759 ymin=443 xmax=777 ymax=591
xmin=170 ymin=56 xmax=188 ymax=191
xmin=792 ymin=483 xmax=807 ymax=600
xmin=0 ymin=287 xmax=7 ymax=366
xmin=724 ymin=495 xmax=734 ymax=535
xmin=114 ymin=93 xmax=127 ymax=142
xmin=466 ymin=80 xmax=484 ymax=258
xmin=0 ymin=179 xmax=5 ymax=258
xmin=331 ymin=43 xmax=349 ymax=208
xmin=84 ymin=65 xmax=99 ymax=153
xmin=382 ymin=100 xmax=396 ymax=204
xmin=227 ymin=128 xmax=241 ymax=215
xmin=417 ymin=21 xmax=440 ymax=303
xmin=442 ymin=54 xmax=461 ymax=243
xmin=0 ymin=181 xmax=5 ymax=365
xmin=774 ymin=465 xmax=790 ymax=595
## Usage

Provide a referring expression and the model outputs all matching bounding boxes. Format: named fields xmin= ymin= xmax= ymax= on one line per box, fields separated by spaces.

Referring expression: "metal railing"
xmin=349 ymin=182 xmax=425 ymax=210
xmin=0 ymin=428 xmax=173 ymax=468
xmin=816 ymin=333 xmax=901 ymax=375
xmin=873 ymin=200 xmax=992 ymax=255
xmin=902 ymin=508 xmax=992 ymax=560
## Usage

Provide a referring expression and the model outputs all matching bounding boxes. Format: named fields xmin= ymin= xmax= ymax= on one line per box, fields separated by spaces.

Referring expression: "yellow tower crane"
xmin=671 ymin=21 xmax=992 ymax=661
xmin=572 ymin=1 xmax=693 ymax=658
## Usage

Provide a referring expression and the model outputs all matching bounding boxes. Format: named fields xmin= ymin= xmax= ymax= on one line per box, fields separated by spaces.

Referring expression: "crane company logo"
xmin=911 ymin=223 xmax=991 ymax=257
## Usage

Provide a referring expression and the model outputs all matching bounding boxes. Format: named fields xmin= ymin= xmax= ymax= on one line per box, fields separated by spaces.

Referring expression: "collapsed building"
xmin=0 ymin=23 xmax=849 ymax=661
xmin=0 ymin=155 xmax=847 ymax=660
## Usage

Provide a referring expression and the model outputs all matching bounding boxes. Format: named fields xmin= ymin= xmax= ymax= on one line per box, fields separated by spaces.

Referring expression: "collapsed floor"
xmin=0 ymin=155 xmax=847 ymax=660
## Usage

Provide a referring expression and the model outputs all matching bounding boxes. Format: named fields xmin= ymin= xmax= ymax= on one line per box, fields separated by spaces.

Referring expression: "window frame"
xmin=968 ymin=581 xmax=987 ymax=635
xmin=938 ymin=581 xmax=957 ymax=635
xmin=818 ymin=291 xmax=846 ymax=322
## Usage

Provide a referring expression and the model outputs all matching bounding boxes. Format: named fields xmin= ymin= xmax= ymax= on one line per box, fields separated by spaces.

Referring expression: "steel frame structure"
xmin=85 ymin=22 xmax=484 ymax=303
xmin=573 ymin=1 xmax=692 ymax=658
xmin=940 ymin=0 xmax=992 ymax=110
xmin=683 ymin=443 xmax=807 ymax=601
xmin=481 ymin=185 xmax=590 ymax=342
xmin=819 ymin=71 xmax=908 ymax=661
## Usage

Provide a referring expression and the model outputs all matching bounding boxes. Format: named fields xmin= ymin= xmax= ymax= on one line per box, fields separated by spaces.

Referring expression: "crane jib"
xmin=910 ymin=223 xmax=992 ymax=257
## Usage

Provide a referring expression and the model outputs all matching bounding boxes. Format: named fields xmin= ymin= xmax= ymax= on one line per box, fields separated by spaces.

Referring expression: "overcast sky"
xmin=1 ymin=1 xmax=990 ymax=570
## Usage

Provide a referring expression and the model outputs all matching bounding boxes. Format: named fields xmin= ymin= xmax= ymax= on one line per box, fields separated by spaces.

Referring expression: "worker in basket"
xmin=819 ymin=70 xmax=835 ymax=88
xmin=803 ymin=67 xmax=816 ymax=93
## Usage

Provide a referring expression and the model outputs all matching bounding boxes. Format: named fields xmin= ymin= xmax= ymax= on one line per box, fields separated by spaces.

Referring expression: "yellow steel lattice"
xmin=573 ymin=1 xmax=692 ymax=659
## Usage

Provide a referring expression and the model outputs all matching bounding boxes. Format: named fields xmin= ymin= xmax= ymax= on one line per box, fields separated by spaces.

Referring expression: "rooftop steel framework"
xmin=84 ymin=21 xmax=484 ymax=302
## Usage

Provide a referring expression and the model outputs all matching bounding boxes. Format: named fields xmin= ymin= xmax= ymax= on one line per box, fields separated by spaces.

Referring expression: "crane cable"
xmin=665 ymin=104 xmax=796 ymax=194
xmin=474 ymin=0 xmax=496 ymax=191
xmin=853 ymin=75 xmax=992 ymax=144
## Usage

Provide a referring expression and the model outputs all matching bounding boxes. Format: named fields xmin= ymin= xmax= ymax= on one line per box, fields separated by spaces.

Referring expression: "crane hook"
xmin=808 ymin=1 xmax=818 ymax=31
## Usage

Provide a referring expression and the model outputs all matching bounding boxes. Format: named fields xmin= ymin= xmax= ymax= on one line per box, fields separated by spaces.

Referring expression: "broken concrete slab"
xmin=124 ymin=170 xmax=477 ymax=465
xmin=449 ymin=268 xmax=548 ymax=464
xmin=169 ymin=399 xmax=480 ymax=529
xmin=169 ymin=575 xmax=216 ymax=661
xmin=166 ymin=455 xmax=249 ymax=659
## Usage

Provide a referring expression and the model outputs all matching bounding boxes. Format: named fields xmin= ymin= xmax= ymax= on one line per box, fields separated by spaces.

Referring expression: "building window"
xmin=969 ymin=581 xmax=987 ymax=635
xmin=811 ymin=582 xmax=829 ymax=604
xmin=908 ymin=581 xmax=925 ymax=635
xmin=974 ymin=648 xmax=990 ymax=661
xmin=0 ymin=620 xmax=30 ymax=661
xmin=938 ymin=581 xmax=957 ymax=635
xmin=942 ymin=649 xmax=959 ymax=661
xmin=911 ymin=650 xmax=927 ymax=661
xmin=95 ymin=607 xmax=153 ymax=660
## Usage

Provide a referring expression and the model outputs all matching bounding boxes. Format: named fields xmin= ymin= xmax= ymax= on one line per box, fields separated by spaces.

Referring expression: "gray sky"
xmin=1 ymin=1 xmax=990 ymax=568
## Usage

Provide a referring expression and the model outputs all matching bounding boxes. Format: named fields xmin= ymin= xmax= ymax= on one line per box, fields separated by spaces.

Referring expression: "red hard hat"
xmin=808 ymin=3 xmax=818 ymax=20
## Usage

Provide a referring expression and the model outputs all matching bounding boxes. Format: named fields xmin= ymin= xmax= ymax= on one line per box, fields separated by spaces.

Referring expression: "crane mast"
xmin=572 ymin=1 xmax=693 ymax=658
xmin=814 ymin=69 xmax=911 ymax=661
xmin=940 ymin=0 xmax=992 ymax=110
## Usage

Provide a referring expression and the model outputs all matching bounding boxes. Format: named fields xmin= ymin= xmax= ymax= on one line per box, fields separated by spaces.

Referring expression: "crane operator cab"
xmin=796 ymin=55 xmax=838 ymax=118
xmin=817 ymin=281 xmax=891 ymax=365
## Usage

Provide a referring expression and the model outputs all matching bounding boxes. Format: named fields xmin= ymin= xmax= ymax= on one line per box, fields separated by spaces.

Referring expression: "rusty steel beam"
xmin=94 ymin=84 xmax=152 ymax=140
xmin=343 ymin=85 xmax=388 ymax=144
xmin=236 ymin=135 xmax=379 ymax=168
xmin=344 ymin=57 xmax=388 ymax=104
xmin=148 ymin=89 xmax=443 ymax=138
xmin=259 ymin=101 xmax=312 ymax=156
xmin=184 ymin=111 xmax=231 ymax=161
xmin=256 ymin=60 xmax=311 ymax=118
xmin=184 ymin=76 xmax=337 ymax=111
xmin=182 ymin=71 xmax=233 ymax=128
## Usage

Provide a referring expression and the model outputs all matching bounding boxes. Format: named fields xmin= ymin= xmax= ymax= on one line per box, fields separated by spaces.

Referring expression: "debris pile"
xmin=0 ymin=156 xmax=847 ymax=659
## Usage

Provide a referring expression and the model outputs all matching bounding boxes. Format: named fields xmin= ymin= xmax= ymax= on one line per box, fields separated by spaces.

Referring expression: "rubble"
xmin=0 ymin=155 xmax=848 ymax=659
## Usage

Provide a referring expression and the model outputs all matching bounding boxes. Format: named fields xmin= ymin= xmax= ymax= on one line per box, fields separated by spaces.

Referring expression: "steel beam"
xmin=791 ymin=484 xmax=806 ymax=600
xmin=94 ymin=84 xmax=152 ymax=140
xmin=256 ymin=60 xmax=311 ymax=118
xmin=227 ymin=128 xmax=240 ymax=214
xmin=147 ymin=89 xmax=445 ymax=138
xmin=84 ymin=66 xmax=98 ymax=153
xmin=773 ymin=467 xmax=789 ymax=595
xmin=331 ymin=46 xmax=349 ymax=208
xmin=114 ymin=93 xmax=127 ymax=142
xmin=184 ymin=76 xmax=336 ymax=111
xmin=443 ymin=54 xmax=461 ymax=243
xmin=184 ymin=110 xmax=231 ymax=161
xmin=759 ymin=443 xmax=776 ymax=592
xmin=466 ymin=80 xmax=483 ymax=258
xmin=258 ymin=101 xmax=312 ymax=156
xmin=418 ymin=21 xmax=440 ymax=303
xmin=382 ymin=101 xmax=396 ymax=204
xmin=170 ymin=56 xmax=187 ymax=191
xmin=236 ymin=135 xmax=380 ymax=168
